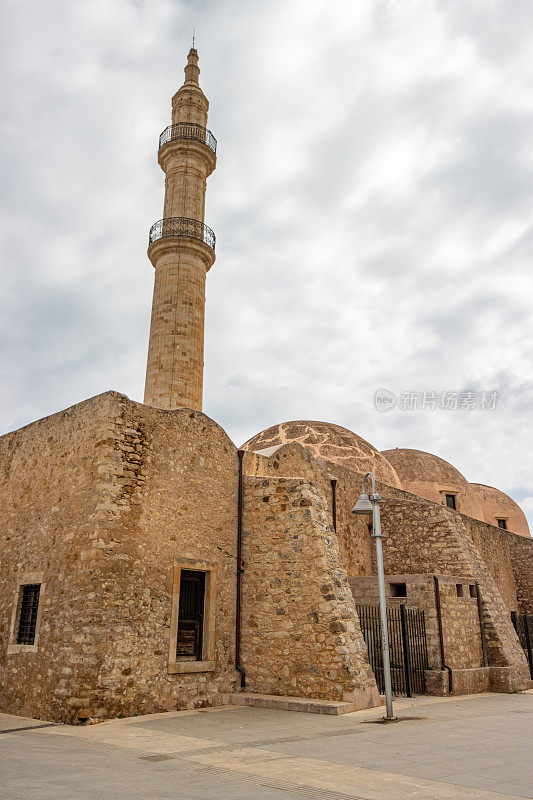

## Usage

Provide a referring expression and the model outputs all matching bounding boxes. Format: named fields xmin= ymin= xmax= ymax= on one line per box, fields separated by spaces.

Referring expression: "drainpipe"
xmin=235 ymin=449 xmax=245 ymax=689
xmin=475 ymin=581 xmax=489 ymax=667
xmin=433 ymin=575 xmax=453 ymax=694
xmin=330 ymin=478 xmax=337 ymax=533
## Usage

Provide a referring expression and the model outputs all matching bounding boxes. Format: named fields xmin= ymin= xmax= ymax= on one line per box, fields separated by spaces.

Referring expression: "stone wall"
xmin=509 ymin=534 xmax=533 ymax=614
xmin=313 ymin=459 xmax=426 ymax=579
xmin=380 ymin=498 xmax=531 ymax=692
xmin=330 ymin=467 xmax=375 ymax=577
xmin=349 ymin=574 xmax=442 ymax=670
xmin=2 ymin=391 xmax=531 ymax=723
xmin=0 ymin=392 xmax=239 ymax=722
xmin=349 ymin=573 xmax=486 ymax=694
xmin=437 ymin=577 xmax=484 ymax=670
xmin=0 ymin=392 xmax=117 ymax=722
xmin=246 ymin=445 xmax=532 ymax=695
xmin=243 ymin=443 xmax=332 ymax=499
xmin=464 ymin=517 xmax=519 ymax=612
xmin=243 ymin=446 xmax=378 ymax=579
xmin=240 ymin=474 xmax=381 ymax=709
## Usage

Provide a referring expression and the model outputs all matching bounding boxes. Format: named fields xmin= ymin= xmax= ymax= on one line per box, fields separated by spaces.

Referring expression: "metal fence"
xmin=356 ymin=604 xmax=429 ymax=696
xmin=511 ymin=612 xmax=533 ymax=679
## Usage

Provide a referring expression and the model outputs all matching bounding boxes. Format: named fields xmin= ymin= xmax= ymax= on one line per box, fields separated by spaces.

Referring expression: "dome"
xmin=242 ymin=420 xmax=403 ymax=488
xmin=469 ymin=483 xmax=530 ymax=538
xmin=381 ymin=448 xmax=484 ymax=520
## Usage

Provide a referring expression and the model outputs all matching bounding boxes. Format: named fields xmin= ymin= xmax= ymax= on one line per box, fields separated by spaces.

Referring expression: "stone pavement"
xmin=0 ymin=692 xmax=532 ymax=799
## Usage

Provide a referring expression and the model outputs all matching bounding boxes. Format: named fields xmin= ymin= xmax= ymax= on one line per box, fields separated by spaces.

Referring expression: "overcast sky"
xmin=1 ymin=0 xmax=532 ymax=525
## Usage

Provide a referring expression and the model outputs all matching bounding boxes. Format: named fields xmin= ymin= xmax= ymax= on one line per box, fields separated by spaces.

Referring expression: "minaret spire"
xmin=144 ymin=49 xmax=217 ymax=411
xmin=184 ymin=46 xmax=200 ymax=85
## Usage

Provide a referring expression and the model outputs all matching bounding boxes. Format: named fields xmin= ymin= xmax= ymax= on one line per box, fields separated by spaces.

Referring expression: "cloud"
xmin=1 ymin=0 xmax=532 ymax=529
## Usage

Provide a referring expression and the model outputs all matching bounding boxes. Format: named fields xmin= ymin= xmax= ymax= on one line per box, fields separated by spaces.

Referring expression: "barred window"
xmin=16 ymin=584 xmax=41 ymax=645
xmin=168 ymin=561 xmax=216 ymax=674
xmin=176 ymin=570 xmax=205 ymax=661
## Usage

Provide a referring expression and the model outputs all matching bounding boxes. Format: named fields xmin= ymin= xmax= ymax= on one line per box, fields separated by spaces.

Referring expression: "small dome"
xmin=381 ymin=448 xmax=484 ymax=520
xmin=469 ymin=483 xmax=530 ymax=538
xmin=242 ymin=420 xmax=403 ymax=488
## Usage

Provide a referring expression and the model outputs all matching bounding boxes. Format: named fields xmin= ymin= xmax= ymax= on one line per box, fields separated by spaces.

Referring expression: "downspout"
xmin=330 ymin=478 xmax=337 ymax=533
xmin=433 ymin=575 xmax=453 ymax=694
xmin=235 ymin=449 xmax=245 ymax=688
xmin=475 ymin=581 xmax=489 ymax=667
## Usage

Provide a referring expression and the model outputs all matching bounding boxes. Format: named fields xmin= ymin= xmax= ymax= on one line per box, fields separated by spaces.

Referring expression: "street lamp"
xmin=352 ymin=472 xmax=394 ymax=720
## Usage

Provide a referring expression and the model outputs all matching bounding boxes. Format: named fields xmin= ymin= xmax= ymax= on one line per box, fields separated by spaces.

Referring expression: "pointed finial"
xmin=192 ymin=28 xmax=195 ymax=49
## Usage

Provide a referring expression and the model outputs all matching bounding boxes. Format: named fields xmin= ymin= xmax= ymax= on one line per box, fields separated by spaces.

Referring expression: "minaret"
xmin=144 ymin=48 xmax=216 ymax=410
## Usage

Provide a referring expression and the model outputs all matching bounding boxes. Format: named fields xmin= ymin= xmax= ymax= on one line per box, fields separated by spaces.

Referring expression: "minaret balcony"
xmin=159 ymin=123 xmax=217 ymax=154
xmin=148 ymin=217 xmax=216 ymax=252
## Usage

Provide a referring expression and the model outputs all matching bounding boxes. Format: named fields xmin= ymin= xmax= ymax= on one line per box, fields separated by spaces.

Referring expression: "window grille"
xmin=177 ymin=571 xmax=205 ymax=660
xmin=16 ymin=584 xmax=41 ymax=645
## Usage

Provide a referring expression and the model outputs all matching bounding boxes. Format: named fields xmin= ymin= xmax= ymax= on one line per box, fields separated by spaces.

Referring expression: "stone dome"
xmin=242 ymin=420 xmax=403 ymax=488
xmin=381 ymin=448 xmax=484 ymax=520
xmin=469 ymin=483 xmax=530 ymax=538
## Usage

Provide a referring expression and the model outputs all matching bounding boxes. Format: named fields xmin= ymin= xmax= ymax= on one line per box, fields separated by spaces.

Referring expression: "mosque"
xmin=0 ymin=49 xmax=531 ymax=724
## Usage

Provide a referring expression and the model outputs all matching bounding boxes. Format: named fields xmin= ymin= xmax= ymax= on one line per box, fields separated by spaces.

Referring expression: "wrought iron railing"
xmin=148 ymin=217 xmax=216 ymax=251
xmin=357 ymin=604 xmax=428 ymax=696
xmin=159 ymin=123 xmax=217 ymax=154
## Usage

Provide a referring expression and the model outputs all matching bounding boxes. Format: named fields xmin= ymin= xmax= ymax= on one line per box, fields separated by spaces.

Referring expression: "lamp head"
xmin=351 ymin=493 xmax=373 ymax=515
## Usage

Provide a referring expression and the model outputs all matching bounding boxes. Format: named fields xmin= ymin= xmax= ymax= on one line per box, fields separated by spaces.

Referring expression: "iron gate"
xmin=511 ymin=612 xmax=533 ymax=679
xmin=356 ymin=604 xmax=429 ymax=696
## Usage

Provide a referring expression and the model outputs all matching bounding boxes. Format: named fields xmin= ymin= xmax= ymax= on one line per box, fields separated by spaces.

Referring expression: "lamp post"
xmin=352 ymin=472 xmax=394 ymax=720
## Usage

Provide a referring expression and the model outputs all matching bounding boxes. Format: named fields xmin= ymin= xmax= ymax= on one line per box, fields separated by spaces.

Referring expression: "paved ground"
xmin=0 ymin=692 xmax=532 ymax=799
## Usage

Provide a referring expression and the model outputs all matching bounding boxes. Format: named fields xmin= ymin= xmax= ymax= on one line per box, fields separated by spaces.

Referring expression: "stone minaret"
xmin=144 ymin=48 xmax=216 ymax=410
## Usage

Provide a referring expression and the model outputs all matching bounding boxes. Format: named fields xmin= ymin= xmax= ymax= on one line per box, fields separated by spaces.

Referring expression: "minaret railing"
xmin=159 ymin=123 xmax=217 ymax=154
xmin=148 ymin=217 xmax=216 ymax=251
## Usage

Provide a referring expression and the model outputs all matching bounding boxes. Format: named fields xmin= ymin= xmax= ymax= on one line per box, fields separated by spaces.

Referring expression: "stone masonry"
xmin=380 ymin=498 xmax=531 ymax=693
xmin=509 ymin=534 xmax=533 ymax=614
xmin=349 ymin=573 xmax=488 ymax=695
xmin=1 ymin=394 xmax=391 ymax=722
xmin=0 ymin=392 xmax=239 ymax=722
xmin=240 ymin=474 xmax=381 ymax=709
xmin=241 ymin=437 xmax=532 ymax=698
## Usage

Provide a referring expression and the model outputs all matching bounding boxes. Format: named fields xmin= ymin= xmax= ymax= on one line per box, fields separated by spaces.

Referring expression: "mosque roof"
xmin=242 ymin=420 xmax=403 ymax=488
